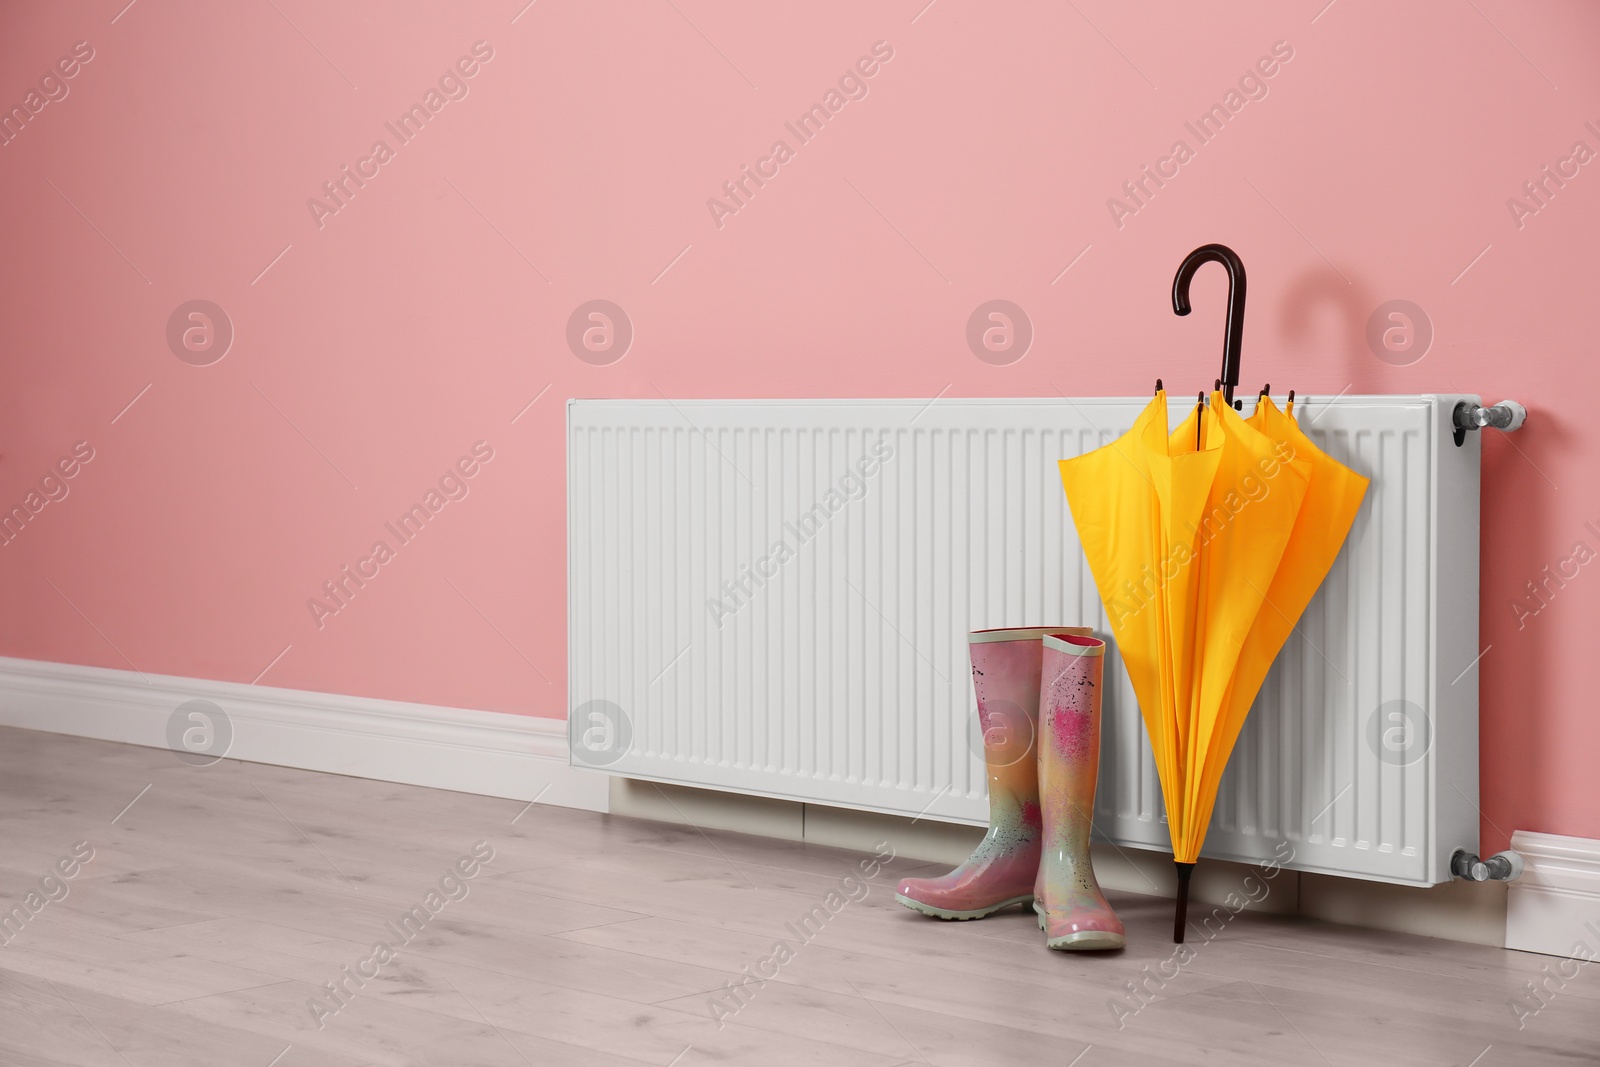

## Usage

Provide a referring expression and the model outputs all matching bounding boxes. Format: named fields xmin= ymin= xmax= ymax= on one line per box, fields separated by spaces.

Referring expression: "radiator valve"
xmin=1453 ymin=399 xmax=1527 ymax=445
xmin=1451 ymin=848 xmax=1524 ymax=882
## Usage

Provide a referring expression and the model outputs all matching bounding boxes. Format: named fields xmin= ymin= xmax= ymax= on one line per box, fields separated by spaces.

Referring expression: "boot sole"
xmin=1034 ymin=902 xmax=1126 ymax=951
xmin=895 ymin=893 xmax=1033 ymax=921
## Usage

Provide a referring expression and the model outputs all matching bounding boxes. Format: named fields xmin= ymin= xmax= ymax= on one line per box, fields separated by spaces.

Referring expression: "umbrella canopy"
xmin=1059 ymin=388 xmax=1367 ymax=941
xmin=1203 ymin=394 xmax=1369 ymax=835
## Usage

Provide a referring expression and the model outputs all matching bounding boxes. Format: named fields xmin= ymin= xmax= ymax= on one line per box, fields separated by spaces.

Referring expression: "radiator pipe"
xmin=1451 ymin=848 xmax=1524 ymax=882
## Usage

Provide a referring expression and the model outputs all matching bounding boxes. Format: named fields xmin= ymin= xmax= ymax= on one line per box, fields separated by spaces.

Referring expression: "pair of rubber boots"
xmin=896 ymin=626 xmax=1125 ymax=951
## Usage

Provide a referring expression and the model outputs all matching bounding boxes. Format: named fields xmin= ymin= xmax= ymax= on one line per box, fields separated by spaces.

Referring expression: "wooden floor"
xmin=0 ymin=727 xmax=1594 ymax=1067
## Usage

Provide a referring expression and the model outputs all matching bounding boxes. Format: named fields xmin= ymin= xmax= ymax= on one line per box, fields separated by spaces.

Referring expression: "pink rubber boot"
xmin=1034 ymin=632 xmax=1125 ymax=950
xmin=896 ymin=626 xmax=1088 ymax=920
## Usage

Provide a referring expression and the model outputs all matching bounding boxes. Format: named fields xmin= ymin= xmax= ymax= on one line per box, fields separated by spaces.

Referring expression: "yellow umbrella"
xmin=1061 ymin=389 xmax=1317 ymax=940
xmin=1056 ymin=243 xmax=1370 ymax=941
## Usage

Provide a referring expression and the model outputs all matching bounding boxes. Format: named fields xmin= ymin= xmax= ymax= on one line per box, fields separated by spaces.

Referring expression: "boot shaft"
xmin=1037 ymin=631 xmax=1106 ymax=848
xmin=968 ymin=626 xmax=1090 ymax=779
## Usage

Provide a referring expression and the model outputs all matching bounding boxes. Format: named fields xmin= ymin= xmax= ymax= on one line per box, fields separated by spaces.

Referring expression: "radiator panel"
xmin=568 ymin=397 xmax=1480 ymax=886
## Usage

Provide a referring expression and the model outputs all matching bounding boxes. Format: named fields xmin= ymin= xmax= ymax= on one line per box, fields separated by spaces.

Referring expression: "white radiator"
xmin=567 ymin=396 xmax=1480 ymax=886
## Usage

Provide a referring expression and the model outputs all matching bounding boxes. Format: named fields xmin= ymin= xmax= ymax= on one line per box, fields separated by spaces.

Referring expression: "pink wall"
xmin=2 ymin=2 xmax=1597 ymax=850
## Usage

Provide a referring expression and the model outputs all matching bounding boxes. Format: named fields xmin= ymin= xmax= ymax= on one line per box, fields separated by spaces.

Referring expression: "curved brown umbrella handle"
xmin=1172 ymin=244 xmax=1247 ymax=406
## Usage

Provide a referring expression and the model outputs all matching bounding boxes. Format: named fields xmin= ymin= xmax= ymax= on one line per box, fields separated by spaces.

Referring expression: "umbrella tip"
xmin=1173 ymin=862 xmax=1196 ymax=943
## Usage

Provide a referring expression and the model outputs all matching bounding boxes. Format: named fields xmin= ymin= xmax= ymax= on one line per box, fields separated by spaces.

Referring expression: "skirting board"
xmin=1506 ymin=830 xmax=1600 ymax=960
xmin=0 ymin=656 xmax=609 ymax=812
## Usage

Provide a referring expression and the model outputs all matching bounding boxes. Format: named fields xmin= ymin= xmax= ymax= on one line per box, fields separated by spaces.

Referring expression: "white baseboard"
xmin=0 ymin=656 xmax=608 ymax=812
xmin=1506 ymin=830 xmax=1600 ymax=959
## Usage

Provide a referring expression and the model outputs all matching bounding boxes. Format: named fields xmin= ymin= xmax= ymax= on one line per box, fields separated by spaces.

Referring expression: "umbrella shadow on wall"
xmin=1276 ymin=265 xmax=1381 ymax=393
xmin=1278 ymin=259 xmax=1553 ymax=849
